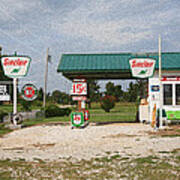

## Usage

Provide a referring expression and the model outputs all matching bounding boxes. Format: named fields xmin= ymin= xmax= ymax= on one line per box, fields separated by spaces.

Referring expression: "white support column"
xmin=173 ymin=83 xmax=176 ymax=106
xmin=13 ymin=78 xmax=17 ymax=115
xmin=159 ymin=35 xmax=163 ymax=128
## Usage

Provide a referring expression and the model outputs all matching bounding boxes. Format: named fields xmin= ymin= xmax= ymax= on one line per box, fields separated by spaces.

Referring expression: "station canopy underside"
xmin=57 ymin=52 xmax=180 ymax=80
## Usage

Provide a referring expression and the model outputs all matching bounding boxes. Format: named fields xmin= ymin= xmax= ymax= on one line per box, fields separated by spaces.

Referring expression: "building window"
xmin=163 ymin=84 xmax=172 ymax=105
xmin=176 ymin=84 xmax=180 ymax=105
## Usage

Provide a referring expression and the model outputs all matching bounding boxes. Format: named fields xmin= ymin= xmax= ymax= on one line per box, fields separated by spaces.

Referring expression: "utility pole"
xmin=43 ymin=48 xmax=49 ymax=108
xmin=159 ymin=35 xmax=163 ymax=128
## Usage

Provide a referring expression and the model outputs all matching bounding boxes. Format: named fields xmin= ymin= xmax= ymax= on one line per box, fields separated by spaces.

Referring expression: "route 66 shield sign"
xmin=21 ymin=84 xmax=38 ymax=101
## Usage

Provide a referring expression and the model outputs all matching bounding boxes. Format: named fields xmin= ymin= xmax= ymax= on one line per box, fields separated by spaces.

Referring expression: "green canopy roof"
xmin=57 ymin=52 xmax=180 ymax=79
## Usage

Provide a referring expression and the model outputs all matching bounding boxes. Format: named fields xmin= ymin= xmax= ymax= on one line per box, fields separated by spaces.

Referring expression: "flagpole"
xmin=43 ymin=48 xmax=49 ymax=108
xmin=159 ymin=35 xmax=163 ymax=128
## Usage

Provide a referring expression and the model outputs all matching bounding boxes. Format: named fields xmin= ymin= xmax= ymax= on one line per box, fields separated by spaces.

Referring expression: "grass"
xmin=21 ymin=102 xmax=137 ymax=127
xmin=22 ymin=116 xmax=70 ymax=127
xmin=0 ymin=124 xmax=13 ymax=137
xmin=0 ymin=102 xmax=137 ymax=136
xmin=0 ymin=104 xmax=43 ymax=112
xmin=89 ymin=102 xmax=137 ymax=122
xmin=0 ymin=153 xmax=179 ymax=180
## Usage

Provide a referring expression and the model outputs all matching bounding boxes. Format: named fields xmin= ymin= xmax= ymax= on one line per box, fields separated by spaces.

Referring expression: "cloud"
xmin=0 ymin=0 xmax=179 ymax=93
xmin=49 ymin=0 xmax=180 ymax=50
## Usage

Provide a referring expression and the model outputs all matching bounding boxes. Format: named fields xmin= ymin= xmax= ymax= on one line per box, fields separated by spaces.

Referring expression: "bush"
xmin=100 ymin=95 xmax=116 ymax=112
xmin=19 ymin=100 xmax=32 ymax=112
xmin=0 ymin=110 xmax=8 ymax=122
xmin=35 ymin=110 xmax=45 ymax=120
xmin=32 ymin=100 xmax=42 ymax=107
xmin=45 ymin=104 xmax=71 ymax=118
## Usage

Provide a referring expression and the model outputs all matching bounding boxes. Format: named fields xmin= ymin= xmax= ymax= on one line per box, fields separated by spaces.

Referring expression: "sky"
xmin=0 ymin=0 xmax=180 ymax=93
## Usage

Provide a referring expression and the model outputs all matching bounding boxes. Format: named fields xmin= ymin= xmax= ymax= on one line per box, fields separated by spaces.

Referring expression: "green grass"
xmin=22 ymin=116 xmax=70 ymax=127
xmin=0 ymin=124 xmax=13 ymax=137
xmin=0 ymin=104 xmax=42 ymax=113
xmin=0 ymin=154 xmax=179 ymax=180
xmin=0 ymin=102 xmax=137 ymax=136
xmin=89 ymin=102 xmax=137 ymax=122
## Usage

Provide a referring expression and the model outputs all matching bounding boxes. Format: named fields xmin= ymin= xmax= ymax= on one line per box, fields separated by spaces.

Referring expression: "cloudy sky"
xmin=0 ymin=0 xmax=180 ymax=93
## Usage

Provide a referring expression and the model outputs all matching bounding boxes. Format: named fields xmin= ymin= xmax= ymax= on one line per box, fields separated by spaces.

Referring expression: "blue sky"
xmin=0 ymin=0 xmax=180 ymax=93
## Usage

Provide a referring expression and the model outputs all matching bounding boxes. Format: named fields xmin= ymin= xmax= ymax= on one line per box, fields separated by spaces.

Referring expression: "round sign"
xmin=21 ymin=84 xmax=38 ymax=101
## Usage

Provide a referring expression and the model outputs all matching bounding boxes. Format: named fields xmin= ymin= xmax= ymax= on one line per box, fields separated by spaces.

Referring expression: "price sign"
xmin=70 ymin=82 xmax=87 ymax=95
xmin=72 ymin=96 xmax=87 ymax=101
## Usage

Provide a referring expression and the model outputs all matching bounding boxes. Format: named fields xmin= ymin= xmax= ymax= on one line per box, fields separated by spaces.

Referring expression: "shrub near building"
xmin=100 ymin=96 xmax=116 ymax=112
xmin=45 ymin=104 xmax=71 ymax=118
xmin=0 ymin=110 xmax=8 ymax=122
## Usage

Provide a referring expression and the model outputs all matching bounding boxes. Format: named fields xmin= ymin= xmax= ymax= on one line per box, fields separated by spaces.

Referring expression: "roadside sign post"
xmin=1 ymin=54 xmax=31 ymax=125
xmin=70 ymin=79 xmax=87 ymax=111
xmin=70 ymin=79 xmax=89 ymax=128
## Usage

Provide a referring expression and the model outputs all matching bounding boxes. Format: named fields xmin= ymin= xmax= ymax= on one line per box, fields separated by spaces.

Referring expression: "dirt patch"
xmin=148 ymin=125 xmax=180 ymax=137
xmin=0 ymin=124 xmax=180 ymax=162
xmin=3 ymin=147 xmax=24 ymax=151
xmin=103 ymin=133 xmax=139 ymax=138
xmin=32 ymin=143 xmax=55 ymax=150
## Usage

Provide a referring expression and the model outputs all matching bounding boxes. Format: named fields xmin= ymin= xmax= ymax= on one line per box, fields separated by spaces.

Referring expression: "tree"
xmin=51 ymin=90 xmax=62 ymax=103
xmin=114 ymin=85 xmax=123 ymax=102
xmin=105 ymin=82 xmax=123 ymax=102
xmin=123 ymin=80 xmax=147 ymax=102
xmin=106 ymin=82 xmax=115 ymax=96
xmin=37 ymin=87 xmax=44 ymax=101
xmin=87 ymin=80 xmax=101 ymax=108
xmin=51 ymin=90 xmax=71 ymax=104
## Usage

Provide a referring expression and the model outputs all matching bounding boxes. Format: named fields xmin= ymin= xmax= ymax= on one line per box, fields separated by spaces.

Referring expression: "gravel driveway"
xmin=0 ymin=123 xmax=180 ymax=161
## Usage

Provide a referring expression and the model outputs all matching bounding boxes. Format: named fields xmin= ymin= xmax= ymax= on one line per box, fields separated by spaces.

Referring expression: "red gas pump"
xmin=84 ymin=110 xmax=90 ymax=121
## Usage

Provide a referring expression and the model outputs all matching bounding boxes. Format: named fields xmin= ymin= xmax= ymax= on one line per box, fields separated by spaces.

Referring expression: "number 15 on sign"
xmin=71 ymin=82 xmax=87 ymax=95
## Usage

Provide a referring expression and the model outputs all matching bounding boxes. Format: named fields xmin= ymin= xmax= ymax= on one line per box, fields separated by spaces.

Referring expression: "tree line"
xmin=34 ymin=80 xmax=147 ymax=106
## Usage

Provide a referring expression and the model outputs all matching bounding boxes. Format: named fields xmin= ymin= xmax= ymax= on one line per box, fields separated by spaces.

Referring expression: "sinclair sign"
xmin=129 ymin=58 xmax=156 ymax=78
xmin=1 ymin=56 xmax=31 ymax=78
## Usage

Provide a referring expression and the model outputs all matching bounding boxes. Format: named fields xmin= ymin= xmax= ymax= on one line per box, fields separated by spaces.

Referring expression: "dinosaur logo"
xmin=138 ymin=69 xmax=148 ymax=75
xmin=11 ymin=68 xmax=21 ymax=73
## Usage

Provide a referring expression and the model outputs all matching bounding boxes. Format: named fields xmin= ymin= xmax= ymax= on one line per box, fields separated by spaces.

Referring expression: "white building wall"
xmin=148 ymin=71 xmax=180 ymax=122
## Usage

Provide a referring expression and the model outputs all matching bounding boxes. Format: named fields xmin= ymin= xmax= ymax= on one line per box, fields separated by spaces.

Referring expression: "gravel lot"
xmin=0 ymin=123 xmax=180 ymax=161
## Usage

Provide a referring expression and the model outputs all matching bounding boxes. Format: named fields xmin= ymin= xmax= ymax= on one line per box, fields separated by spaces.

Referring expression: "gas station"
xmin=58 ymin=52 xmax=180 ymax=127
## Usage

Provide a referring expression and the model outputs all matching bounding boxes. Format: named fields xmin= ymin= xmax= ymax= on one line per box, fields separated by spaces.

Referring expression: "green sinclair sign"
xmin=129 ymin=58 xmax=156 ymax=78
xmin=71 ymin=112 xmax=84 ymax=127
xmin=1 ymin=56 xmax=31 ymax=78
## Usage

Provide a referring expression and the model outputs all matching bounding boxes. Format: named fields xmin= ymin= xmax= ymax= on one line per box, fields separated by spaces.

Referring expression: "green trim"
xmin=166 ymin=111 xmax=180 ymax=120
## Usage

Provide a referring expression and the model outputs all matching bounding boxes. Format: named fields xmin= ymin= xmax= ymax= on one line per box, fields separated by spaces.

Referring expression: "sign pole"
xmin=159 ymin=35 xmax=163 ymax=128
xmin=13 ymin=78 xmax=17 ymax=124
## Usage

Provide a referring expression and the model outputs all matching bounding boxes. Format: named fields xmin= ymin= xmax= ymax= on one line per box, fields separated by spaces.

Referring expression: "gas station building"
xmin=58 ymin=52 xmax=180 ymax=122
